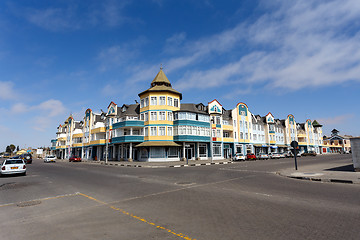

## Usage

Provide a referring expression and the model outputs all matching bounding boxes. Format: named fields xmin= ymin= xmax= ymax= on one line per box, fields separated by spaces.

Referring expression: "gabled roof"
xmin=176 ymin=103 xmax=209 ymax=114
xmin=312 ymin=120 xmax=322 ymax=127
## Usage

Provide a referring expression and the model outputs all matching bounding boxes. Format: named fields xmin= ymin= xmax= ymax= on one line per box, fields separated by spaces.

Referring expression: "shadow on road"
xmin=325 ymin=164 xmax=354 ymax=172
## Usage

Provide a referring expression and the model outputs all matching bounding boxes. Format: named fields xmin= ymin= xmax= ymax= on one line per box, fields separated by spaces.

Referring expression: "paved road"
xmin=0 ymin=155 xmax=359 ymax=240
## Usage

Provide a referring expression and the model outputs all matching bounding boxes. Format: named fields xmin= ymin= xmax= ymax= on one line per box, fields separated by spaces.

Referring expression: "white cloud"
xmin=35 ymin=99 xmax=67 ymax=117
xmin=129 ymin=0 xmax=360 ymax=92
xmin=0 ymin=81 xmax=17 ymax=100
xmin=318 ymin=114 xmax=354 ymax=126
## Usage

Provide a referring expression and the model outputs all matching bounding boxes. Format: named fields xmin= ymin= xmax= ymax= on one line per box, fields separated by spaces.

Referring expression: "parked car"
xmin=279 ymin=153 xmax=286 ymax=158
xmin=20 ymin=153 xmax=32 ymax=164
xmin=233 ymin=153 xmax=245 ymax=161
xmin=44 ymin=155 xmax=56 ymax=163
xmin=246 ymin=153 xmax=256 ymax=160
xmin=0 ymin=159 xmax=26 ymax=176
xmin=268 ymin=152 xmax=280 ymax=159
xmin=257 ymin=153 xmax=269 ymax=160
xmin=69 ymin=156 xmax=81 ymax=162
xmin=302 ymin=151 xmax=317 ymax=156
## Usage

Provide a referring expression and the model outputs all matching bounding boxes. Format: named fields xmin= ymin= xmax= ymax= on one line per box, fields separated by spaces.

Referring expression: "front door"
xmin=185 ymin=144 xmax=194 ymax=160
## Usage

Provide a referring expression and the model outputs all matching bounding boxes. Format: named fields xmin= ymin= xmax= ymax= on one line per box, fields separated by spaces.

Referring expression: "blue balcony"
xmin=173 ymin=120 xmax=210 ymax=128
xmin=113 ymin=120 xmax=144 ymax=129
xmin=111 ymin=135 xmax=144 ymax=143
xmin=173 ymin=135 xmax=210 ymax=142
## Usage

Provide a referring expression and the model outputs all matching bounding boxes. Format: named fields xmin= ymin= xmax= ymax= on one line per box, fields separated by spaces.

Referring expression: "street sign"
xmin=290 ymin=141 xmax=298 ymax=148
xmin=290 ymin=141 xmax=298 ymax=170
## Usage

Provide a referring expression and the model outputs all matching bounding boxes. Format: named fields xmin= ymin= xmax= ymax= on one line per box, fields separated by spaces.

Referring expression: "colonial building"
xmin=53 ymin=68 xmax=324 ymax=161
xmin=323 ymin=129 xmax=352 ymax=153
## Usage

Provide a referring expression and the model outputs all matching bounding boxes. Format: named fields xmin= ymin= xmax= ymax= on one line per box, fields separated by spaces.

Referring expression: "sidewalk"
xmin=83 ymin=159 xmax=234 ymax=168
xmin=277 ymin=160 xmax=360 ymax=184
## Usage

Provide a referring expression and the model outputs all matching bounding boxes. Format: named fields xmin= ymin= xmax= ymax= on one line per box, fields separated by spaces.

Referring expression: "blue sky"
xmin=1 ymin=0 xmax=360 ymax=151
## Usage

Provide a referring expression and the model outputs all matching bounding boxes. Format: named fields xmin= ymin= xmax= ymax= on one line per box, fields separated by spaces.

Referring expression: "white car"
xmin=44 ymin=155 xmax=56 ymax=163
xmin=233 ymin=153 xmax=246 ymax=161
xmin=0 ymin=159 xmax=26 ymax=176
xmin=269 ymin=152 xmax=280 ymax=159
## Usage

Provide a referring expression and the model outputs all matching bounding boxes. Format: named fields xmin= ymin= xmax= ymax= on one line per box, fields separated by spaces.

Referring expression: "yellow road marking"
xmin=0 ymin=192 xmax=81 ymax=208
xmin=79 ymin=193 xmax=196 ymax=240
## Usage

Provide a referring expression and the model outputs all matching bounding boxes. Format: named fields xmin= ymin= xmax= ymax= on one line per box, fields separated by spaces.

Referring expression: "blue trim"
xmin=174 ymin=135 xmax=210 ymax=142
xmin=216 ymin=124 xmax=221 ymax=128
xmin=145 ymin=124 xmax=173 ymax=127
xmin=112 ymin=136 xmax=144 ymax=143
xmin=113 ymin=121 xmax=144 ymax=129
xmin=173 ymin=120 xmax=210 ymax=127
xmin=140 ymin=110 xmax=173 ymax=113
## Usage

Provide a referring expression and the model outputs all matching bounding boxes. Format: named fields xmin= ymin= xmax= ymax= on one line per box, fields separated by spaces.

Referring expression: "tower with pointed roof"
xmin=137 ymin=68 xmax=182 ymax=161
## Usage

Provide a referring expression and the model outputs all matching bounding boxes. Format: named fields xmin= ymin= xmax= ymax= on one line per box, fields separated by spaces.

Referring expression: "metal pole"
xmin=294 ymin=148 xmax=298 ymax=170
xmin=105 ymin=118 xmax=108 ymax=164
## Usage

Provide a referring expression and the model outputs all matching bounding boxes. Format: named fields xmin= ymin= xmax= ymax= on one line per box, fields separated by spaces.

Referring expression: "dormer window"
xmin=122 ymin=107 xmax=126 ymax=112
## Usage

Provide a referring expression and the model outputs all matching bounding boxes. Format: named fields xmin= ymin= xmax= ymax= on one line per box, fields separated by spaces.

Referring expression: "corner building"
xmin=53 ymin=68 xmax=324 ymax=161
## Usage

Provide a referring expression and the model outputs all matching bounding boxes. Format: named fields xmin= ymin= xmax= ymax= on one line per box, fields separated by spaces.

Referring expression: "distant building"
xmin=322 ymin=129 xmax=352 ymax=153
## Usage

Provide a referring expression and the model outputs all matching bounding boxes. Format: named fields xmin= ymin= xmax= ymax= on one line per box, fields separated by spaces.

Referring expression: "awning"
xmin=271 ymin=145 xmax=278 ymax=148
xmin=277 ymin=145 xmax=288 ymax=148
xmin=253 ymin=144 xmax=268 ymax=147
xmin=135 ymin=141 xmax=181 ymax=147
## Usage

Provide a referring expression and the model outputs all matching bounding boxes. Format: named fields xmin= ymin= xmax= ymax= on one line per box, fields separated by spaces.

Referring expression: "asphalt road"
xmin=0 ymin=155 xmax=359 ymax=240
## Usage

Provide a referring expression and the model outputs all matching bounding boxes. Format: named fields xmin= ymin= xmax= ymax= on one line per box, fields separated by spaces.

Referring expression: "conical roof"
xmin=151 ymin=69 xmax=171 ymax=87
xmin=138 ymin=68 xmax=182 ymax=99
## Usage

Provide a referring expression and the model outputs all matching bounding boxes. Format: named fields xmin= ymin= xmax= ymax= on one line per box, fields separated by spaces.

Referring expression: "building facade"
xmin=54 ymin=69 xmax=324 ymax=161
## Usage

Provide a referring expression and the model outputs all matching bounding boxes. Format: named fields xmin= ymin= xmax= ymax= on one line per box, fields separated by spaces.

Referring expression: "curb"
xmin=276 ymin=172 xmax=356 ymax=184
xmin=86 ymin=161 xmax=233 ymax=168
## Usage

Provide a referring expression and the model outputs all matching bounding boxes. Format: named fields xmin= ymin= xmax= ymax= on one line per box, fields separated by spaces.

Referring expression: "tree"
xmin=6 ymin=146 xmax=11 ymax=153
xmin=16 ymin=146 xmax=19 ymax=152
xmin=9 ymin=144 xmax=15 ymax=153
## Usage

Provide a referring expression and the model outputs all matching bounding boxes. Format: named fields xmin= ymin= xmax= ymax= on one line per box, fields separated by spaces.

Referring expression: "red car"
xmin=246 ymin=153 xmax=256 ymax=160
xmin=69 ymin=156 xmax=81 ymax=162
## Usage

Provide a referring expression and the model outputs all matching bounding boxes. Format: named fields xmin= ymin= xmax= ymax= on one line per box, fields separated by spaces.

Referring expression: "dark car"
xmin=246 ymin=153 xmax=256 ymax=160
xmin=20 ymin=153 xmax=33 ymax=164
xmin=69 ymin=156 xmax=81 ymax=162
xmin=302 ymin=151 xmax=317 ymax=157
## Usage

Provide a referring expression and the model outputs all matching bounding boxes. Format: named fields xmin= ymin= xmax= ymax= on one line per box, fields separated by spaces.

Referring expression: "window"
xmin=168 ymin=97 xmax=173 ymax=106
xmin=245 ymin=133 xmax=248 ymax=139
xmin=168 ymin=147 xmax=178 ymax=158
xmin=150 ymin=147 xmax=165 ymax=158
xmin=187 ymin=126 xmax=191 ymax=135
xmin=254 ymin=134 xmax=257 ymax=140
xmin=159 ymin=111 xmax=166 ymax=120
xmin=145 ymin=97 xmax=149 ymax=107
xmin=249 ymin=133 xmax=252 ymax=140
xmin=150 ymin=96 xmax=157 ymax=105
xmin=167 ymin=112 xmax=173 ymax=121
xmin=150 ymin=112 xmax=157 ymax=121
xmin=141 ymin=148 xmax=148 ymax=158
xmin=144 ymin=112 xmax=149 ymax=121
xmin=199 ymin=144 xmax=207 ymax=157
xmin=174 ymin=99 xmax=179 ymax=107
xmin=213 ymin=143 xmax=221 ymax=156
xmin=150 ymin=127 xmax=157 ymax=136
xmin=159 ymin=127 xmax=165 ymax=136
xmin=212 ymin=129 xmax=216 ymax=137
xmin=240 ymin=132 xmax=244 ymax=139
xmin=140 ymin=113 xmax=144 ymax=121
xmin=198 ymin=114 xmax=209 ymax=122
xmin=145 ymin=127 xmax=148 ymax=136
xmin=253 ymin=124 xmax=256 ymax=130
xmin=217 ymin=129 xmax=221 ymax=137
xmin=245 ymin=122 xmax=248 ymax=129
xmin=159 ymin=96 xmax=166 ymax=105
xmin=140 ymin=99 xmax=144 ymax=108
xmin=167 ymin=126 xmax=173 ymax=136
xmin=223 ymin=132 xmax=229 ymax=138
xmin=233 ymin=120 xmax=236 ymax=126
xmin=240 ymin=121 xmax=243 ymax=128
xmin=216 ymin=117 xmax=221 ymax=125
